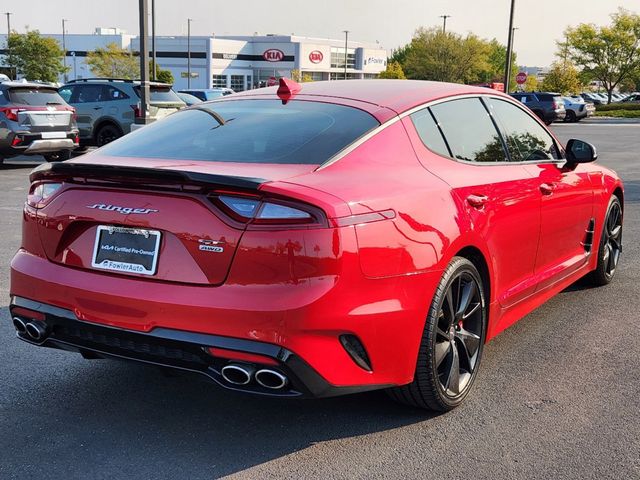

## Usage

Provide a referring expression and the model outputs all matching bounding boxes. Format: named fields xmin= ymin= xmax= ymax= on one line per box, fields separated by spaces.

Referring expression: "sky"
xmin=5 ymin=0 xmax=639 ymax=67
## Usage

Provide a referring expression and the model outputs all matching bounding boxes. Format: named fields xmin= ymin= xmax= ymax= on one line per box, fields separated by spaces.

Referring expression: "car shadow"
xmin=0 ymin=161 xmax=42 ymax=170
xmin=0 ymin=307 xmax=433 ymax=478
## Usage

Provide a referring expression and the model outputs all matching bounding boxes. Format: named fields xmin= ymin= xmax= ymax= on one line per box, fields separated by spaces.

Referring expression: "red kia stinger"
xmin=9 ymin=79 xmax=623 ymax=410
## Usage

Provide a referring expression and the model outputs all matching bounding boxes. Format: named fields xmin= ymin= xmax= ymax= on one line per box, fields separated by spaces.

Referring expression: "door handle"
xmin=466 ymin=194 xmax=489 ymax=209
xmin=93 ymin=106 xmax=103 ymax=110
xmin=540 ymin=183 xmax=555 ymax=195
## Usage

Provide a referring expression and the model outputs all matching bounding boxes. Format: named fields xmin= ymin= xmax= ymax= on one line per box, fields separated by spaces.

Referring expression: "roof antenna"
xmin=277 ymin=77 xmax=302 ymax=104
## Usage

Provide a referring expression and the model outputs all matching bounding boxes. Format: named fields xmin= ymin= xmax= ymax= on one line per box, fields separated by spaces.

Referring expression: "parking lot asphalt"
xmin=1 ymin=123 xmax=639 ymax=479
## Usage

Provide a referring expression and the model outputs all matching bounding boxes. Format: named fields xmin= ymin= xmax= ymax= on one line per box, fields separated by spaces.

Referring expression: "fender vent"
xmin=339 ymin=334 xmax=372 ymax=372
xmin=582 ymin=218 xmax=596 ymax=253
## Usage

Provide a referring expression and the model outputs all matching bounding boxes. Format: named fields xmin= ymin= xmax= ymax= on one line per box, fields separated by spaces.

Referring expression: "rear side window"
xmin=98 ymin=99 xmax=380 ymax=165
xmin=537 ymin=94 xmax=554 ymax=101
xmin=410 ymin=108 xmax=451 ymax=158
xmin=430 ymin=98 xmax=507 ymax=163
xmin=7 ymin=88 xmax=66 ymax=105
xmin=486 ymin=98 xmax=561 ymax=162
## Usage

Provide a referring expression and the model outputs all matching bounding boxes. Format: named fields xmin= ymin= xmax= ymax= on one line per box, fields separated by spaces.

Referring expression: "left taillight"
xmin=27 ymin=182 xmax=63 ymax=208
xmin=211 ymin=193 xmax=327 ymax=228
xmin=0 ymin=107 xmax=20 ymax=121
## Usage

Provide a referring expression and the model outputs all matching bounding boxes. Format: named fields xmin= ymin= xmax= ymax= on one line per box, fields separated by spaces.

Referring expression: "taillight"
xmin=0 ymin=107 xmax=19 ymax=121
xmin=66 ymin=106 xmax=77 ymax=121
xmin=131 ymin=103 xmax=142 ymax=118
xmin=11 ymin=135 xmax=22 ymax=146
xmin=212 ymin=194 xmax=326 ymax=228
xmin=27 ymin=182 xmax=64 ymax=208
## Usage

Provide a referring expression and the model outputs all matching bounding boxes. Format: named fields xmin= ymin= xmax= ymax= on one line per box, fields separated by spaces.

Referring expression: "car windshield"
xmin=7 ymin=88 xmax=66 ymax=105
xmin=134 ymin=86 xmax=182 ymax=103
xmin=98 ymin=99 xmax=380 ymax=165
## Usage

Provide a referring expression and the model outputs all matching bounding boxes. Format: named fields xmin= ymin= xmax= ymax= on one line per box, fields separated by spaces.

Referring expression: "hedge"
xmin=596 ymin=102 xmax=640 ymax=112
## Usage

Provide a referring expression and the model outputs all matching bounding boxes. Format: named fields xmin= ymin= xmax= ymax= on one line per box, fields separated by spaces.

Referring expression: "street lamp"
xmin=62 ymin=19 xmax=69 ymax=82
xmin=137 ymin=0 xmax=150 ymax=125
xmin=504 ymin=0 xmax=516 ymax=93
xmin=187 ymin=18 xmax=193 ymax=88
xmin=343 ymin=30 xmax=349 ymax=80
xmin=439 ymin=15 xmax=451 ymax=34
xmin=151 ymin=0 xmax=156 ymax=81
xmin=4 ymin=12 xmax=12 ymax=79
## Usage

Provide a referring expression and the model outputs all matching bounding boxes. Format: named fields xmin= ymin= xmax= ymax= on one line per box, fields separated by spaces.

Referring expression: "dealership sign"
xmin=263 ymin=49 xmax=285 ymax=62
xmin=309 ymin=50 xmax=324 ymax=64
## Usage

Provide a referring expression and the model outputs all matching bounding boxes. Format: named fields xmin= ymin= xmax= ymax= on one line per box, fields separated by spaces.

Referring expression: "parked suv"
xmin=561 ymin=96 xmax=595 ymax=122
xmin=178 ymin=88 xmax=235 ymax=101
xmin=0 ymin=81 xmax=78 ymax=163
xmin=509 ymin=92 xmax=566 ymax=124
xmin=59 ymin=78 xmax=185 ymax=147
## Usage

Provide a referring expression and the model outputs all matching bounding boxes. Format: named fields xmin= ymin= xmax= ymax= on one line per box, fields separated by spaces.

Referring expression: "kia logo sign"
xmin=263 ymin=49 xmax=284 ymax=62
xmin=309 ymin=50 xmax=323 ymax=64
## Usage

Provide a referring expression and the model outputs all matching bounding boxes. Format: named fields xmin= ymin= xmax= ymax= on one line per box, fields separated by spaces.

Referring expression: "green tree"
xmin=478 ymin=39 xmax=518 ymax=90
xmin=564 ymin=8 xmax=640 ymax=103
xmin=87 ymin=42 xmax=139 ymax=79
xmin=523 ymin=74 xmax=539 ymax=92
xmin=378 ymin=61 xmax=406 ymax=79
xmin=6 ymin=30 xmax=67 ymax=82
xmin=541 ymin=61 xmax=583 ymax=94
xmin=151 ymin=63 xmax=174 ymax=84
xmin=402 ymin=28 xmax=490 ymax=84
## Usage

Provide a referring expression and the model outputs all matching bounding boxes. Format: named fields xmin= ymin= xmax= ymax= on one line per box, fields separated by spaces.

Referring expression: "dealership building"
xmin=2 ymin=28 xmax=388 ymax=90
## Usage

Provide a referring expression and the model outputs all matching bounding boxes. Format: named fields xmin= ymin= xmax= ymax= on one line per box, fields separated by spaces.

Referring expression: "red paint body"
xmin=10 ymin=80 xmax=623 ymax=395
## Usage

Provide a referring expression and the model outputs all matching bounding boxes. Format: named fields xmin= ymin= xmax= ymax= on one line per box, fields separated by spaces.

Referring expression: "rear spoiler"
xmin=30 ymin=162 xmax=266 ymax=191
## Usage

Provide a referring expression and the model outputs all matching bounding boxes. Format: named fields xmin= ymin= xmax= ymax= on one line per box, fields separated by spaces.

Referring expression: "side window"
xmin=104 ymin=86 xmax=129 ymax=101
xmin=58 ymin=87 xmax=73 ymax=103
xmin=410 ymin=108 xmax=451 ymax=158
xmin=75 ymin=85 xmax=104 ymax=103
xmin=487 ymin=98 xmax=561 ymax=162
xmin=430 ymin=98 xmax=507 ymax=163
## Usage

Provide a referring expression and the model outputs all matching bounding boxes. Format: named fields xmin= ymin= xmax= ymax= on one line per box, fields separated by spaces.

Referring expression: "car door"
xmin=404 ymin=97 xmax=541 ymax=309
xmin=69 ymin=84 xmax=106 ymax=140
xmin=486 ymin=97 xmax=594 ymax=290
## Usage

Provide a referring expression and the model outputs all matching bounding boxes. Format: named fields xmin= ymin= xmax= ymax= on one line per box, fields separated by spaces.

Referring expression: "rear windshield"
xmin=7 ymin=88 xmax=66 ymax=105
xmin=134 ymin=86 xmax=182 ymax=103
xmin=98 ymin=99 xmax=379 ymax=165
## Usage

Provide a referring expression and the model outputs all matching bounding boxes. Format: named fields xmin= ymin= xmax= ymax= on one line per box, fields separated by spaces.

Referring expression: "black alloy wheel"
xmin=387 ymin=257 xmax=486 ymax=411
xmin=95 ymin=124 xmax=122 ymax=147
xmin=565 ymin=110 xmax=577 ymax=123
xmin=589 ymin=196 xmax=622 ymax=286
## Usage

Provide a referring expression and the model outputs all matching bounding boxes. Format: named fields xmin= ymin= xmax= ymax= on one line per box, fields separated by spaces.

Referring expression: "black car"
xmin=0 ymin=82 xmax=79 ymax=163
xmin=509 ymin=92 xmax=566 ymax=125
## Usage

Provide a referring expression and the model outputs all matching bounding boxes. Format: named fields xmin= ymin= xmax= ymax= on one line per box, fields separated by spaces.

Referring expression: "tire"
xmin=95 ymin=123 xmax=122 ymax=147
xmin=565 ymin=110 xmax=577 ymax=123
xmin=588 ymin=196 xmax=622 ymax=286
xmin=43 ymin=150 xmax=71 ymax=162
xmin=387 ymin=256 xmax=487 ymax=411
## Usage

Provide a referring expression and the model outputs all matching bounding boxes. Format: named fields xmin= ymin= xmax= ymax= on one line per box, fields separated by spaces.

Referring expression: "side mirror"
xmin=565 ymin=139 xmax=598 ymax=164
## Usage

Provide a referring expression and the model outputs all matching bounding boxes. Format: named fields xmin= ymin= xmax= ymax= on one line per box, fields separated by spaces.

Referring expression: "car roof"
xmin=1 ymin=81 xmax=59 ymax=89
xmin=180 ymin=88 xmax=232 ymax=92
xmin=228 ymin=80 xmax=504 ymax=121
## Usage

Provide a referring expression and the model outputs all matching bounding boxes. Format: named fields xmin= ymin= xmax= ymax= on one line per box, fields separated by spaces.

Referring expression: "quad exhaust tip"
xmin=12 ymin=317 xmax=27 ymax=335
xmin=221 ymin=364 xmax=255 ymax=385
xmin=255 ymin=369 xmax=288 ymax=390
xmin=25 ymin=320 xmax=48 ymax=341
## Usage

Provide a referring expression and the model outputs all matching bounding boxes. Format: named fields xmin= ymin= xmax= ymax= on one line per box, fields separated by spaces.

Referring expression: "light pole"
xmin=187 ymin=18 xmax=193 ymax=88
xmin=151 ymin=0 xmax=156 ymax=81
xmin=62 ymin=19 xmax=69 ymax=82
xmin=439 ymin=15 xmax=451 ymax=34
xmin=504 ymin=0 xmax=516 ymax=93
xmin=4 ymin=12 xmax=12 ymax=79
xmin=137 ymin=0 xmax=150 ymax=125
xmin=343 ymin=30 xmax=349 ymax=80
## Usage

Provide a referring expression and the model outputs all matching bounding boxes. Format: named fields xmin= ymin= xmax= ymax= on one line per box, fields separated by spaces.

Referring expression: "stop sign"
xmin=516 ymin=72 xmax=528 ymax=85
xmin=267 ymin=76 xmax=278 ymax=87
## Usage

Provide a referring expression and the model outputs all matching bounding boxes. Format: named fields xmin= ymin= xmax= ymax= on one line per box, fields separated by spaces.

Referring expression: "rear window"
xmin=7 ymin=88 xmax=66 ymax=105
xmin=98 ymin=99 xmax=380 ymax=165
xmin=134 ymin=86 xmax=182 ymax=103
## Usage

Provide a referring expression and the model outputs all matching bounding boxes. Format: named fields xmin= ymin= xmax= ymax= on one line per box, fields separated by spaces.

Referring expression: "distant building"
xmin=1 ymin=29 xmax=387 ymax=89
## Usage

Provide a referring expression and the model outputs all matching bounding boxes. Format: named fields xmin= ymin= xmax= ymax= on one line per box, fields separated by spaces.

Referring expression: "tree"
xmin=402 ymin=28 xmax=490 ymax=84
xmin=564 ymin=8 xmax=640 ymax=103
xmin=523 ymin=75 xmax=539 ymax=91
xmin=6 ymin=30 xmax=67 ymax=82
xmin=87 ymin=43 xmax=138 ymax=79
xmin=378 ymin=61 xmax=406 ymax=79
xmin=541 ymin=61 xmax=583 ymax=94
xmin=289 ymin=69 xmax=314 ymax=82
xmin=479 ymin=39 xmax=518 ymax=91
xmin=151 ymin=63 xmax=174 ymax=84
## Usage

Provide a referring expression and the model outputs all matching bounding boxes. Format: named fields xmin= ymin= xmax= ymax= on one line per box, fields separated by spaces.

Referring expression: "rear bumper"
xmin=9 ymin=296 xmax=390 ymax=398
xmin=2 ymin=130 xmax=79 ymax=156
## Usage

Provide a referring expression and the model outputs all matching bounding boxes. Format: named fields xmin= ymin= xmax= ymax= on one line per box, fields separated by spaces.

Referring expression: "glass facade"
xmin=330 ymin=47 xmax=356 ymax=69
xmin=212 ymin=75 xmax=227 ymax=88
xmin=230 ymin=75 xmax=245 ymax=91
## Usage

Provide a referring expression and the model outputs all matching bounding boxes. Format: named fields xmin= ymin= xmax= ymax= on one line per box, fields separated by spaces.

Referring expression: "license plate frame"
xmin=91 ymin=226 xmax=161 ymax=276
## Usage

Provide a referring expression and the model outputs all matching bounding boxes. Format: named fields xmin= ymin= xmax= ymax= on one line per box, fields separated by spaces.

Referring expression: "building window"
xmin=230 ymin=75 xmax=245 ymax=92
xmin=330 ymin=47 xmax=356 ymax=69
xmin=363 ymin=73 xmax=379 ymax=79
xmin=212 ymin=75 xmax=227 ymax=88
xmin=330 ymin=72 xmax=359 ymax=80
xmin=304 ymin=71 xmax=325 ymax=81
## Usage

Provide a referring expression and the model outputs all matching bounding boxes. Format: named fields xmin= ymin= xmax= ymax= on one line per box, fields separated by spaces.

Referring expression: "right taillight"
xmin=0 ymin=107 xmax=19 ymax=122
xmin=212 ymin=194 xmax=326 ymax=228
xmin=130 ymin=103 xmax=142 ymax=118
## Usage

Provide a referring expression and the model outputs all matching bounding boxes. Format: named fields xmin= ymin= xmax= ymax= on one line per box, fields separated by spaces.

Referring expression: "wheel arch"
xmin=453 ymin=245 xmax=491 ymax=316
xmin=92 ymin=118 xmax=124 ymax=141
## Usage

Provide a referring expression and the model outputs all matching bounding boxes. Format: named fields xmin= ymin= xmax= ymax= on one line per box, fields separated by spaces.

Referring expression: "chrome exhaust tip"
xmin=255 ymin=369 xmax=288 ymax=390
xmin=221 ymin=364 xmax=255 ymax=385
xmin=12 ymin=317 xmax=27 ymax=335
xmin=25 ymin=320 xmax=48 ymax=341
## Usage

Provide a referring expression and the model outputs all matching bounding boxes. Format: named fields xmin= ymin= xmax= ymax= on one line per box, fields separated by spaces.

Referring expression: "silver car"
xmin=562 ymin=96 xmax=595 ymax=122
xmin=59 ymin=79 xmax=185 ymax=147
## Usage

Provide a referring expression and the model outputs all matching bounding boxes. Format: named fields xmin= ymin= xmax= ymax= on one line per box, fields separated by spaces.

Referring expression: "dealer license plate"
xmin=91 ymin=226 xmax=161 ymax=276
